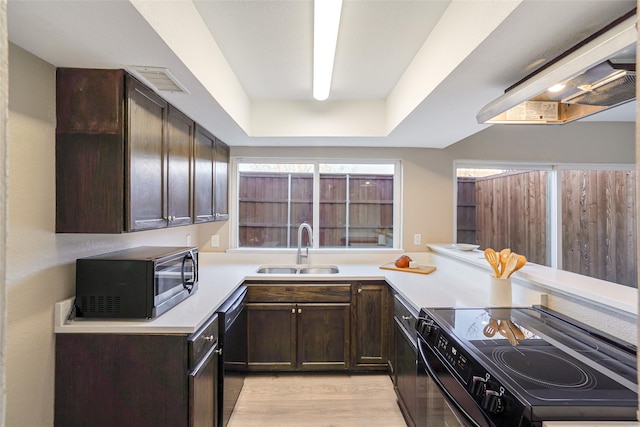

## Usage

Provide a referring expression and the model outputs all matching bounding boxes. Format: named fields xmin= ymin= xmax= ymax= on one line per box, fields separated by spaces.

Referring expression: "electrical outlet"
xmin=186 ymin=234 xmax=192 ymax=246
xmin=413 ymin=233 xmax=421 ymax=245
xmin=211 ymin=234 xmax=220 ymax=248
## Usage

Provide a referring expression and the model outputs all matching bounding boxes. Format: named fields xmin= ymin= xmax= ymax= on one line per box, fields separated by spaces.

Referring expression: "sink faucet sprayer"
xmin=297 ymin=222 xmax=313 ymax=264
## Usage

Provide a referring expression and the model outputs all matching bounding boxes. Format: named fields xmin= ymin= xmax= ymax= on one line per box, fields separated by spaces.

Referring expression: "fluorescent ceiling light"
xmin=313 ymin=0 xmax=343 ymax=101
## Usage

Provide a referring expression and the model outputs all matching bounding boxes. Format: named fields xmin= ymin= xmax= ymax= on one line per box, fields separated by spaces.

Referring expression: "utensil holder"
xmin=489 ymin=276 xmax=512 ymax=307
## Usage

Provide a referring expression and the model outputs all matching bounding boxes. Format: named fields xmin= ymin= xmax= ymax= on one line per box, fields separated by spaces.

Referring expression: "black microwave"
xmin=74 ymin=246 xmax=198 ymax=319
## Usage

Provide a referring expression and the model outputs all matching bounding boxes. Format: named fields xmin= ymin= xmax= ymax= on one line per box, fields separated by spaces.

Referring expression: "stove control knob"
xmin=482 ymin=390 xmax=504 ymax=414
xmin=417 ymin=319 xmax=436 ymax=336
xmin=470 ymin=376 xmax=487 ymax=397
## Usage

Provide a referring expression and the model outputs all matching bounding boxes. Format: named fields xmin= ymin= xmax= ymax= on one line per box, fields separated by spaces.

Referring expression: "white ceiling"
xmin=7 ymin=0 xmax=638 ymax=148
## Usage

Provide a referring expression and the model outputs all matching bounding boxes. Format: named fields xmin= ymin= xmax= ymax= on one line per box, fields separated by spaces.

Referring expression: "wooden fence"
xmin=474 ymin=170 xmax=548 ymax=266
xmin=561 ymin=170 xmax=637 ymax=287
xmin=239 ymin=172 xmax=393 ymax=248
xmin=457 ymin=169 xmax=637 ymax=287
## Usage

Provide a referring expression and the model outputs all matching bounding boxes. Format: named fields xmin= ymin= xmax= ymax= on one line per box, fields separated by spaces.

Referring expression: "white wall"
xmin=5 ymin=42 xmax=636 ymax=427
xmin=231 ymin=122 xmax=634 ymax=252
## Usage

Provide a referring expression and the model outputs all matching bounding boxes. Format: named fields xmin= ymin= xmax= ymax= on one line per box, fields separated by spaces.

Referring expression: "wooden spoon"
xmin=483 ymin=317 xmax=499 ymax=338
xmin=498 ymin=248 xmax=511 ymax=276
xmin=507 ymin=320 xmax=525 ymax=340
xmin=501 ymin=252 xmax=519 ymax=278
xmin=483 ymin=248 xmax=501 ymax=278
xmin=498 ymin=320 xmax=518 ymax=346
xmin=510 ymin=255 xmax=527 ymax=277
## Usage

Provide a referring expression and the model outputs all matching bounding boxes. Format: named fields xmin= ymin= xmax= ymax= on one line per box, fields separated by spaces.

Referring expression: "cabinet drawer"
xmin=189 ymin=313 xmax=219 ymax=370
xmin=393 ymin=294 xmax=417 ymax=342
xmin=247 ymin=284 xmax=351 ymax=303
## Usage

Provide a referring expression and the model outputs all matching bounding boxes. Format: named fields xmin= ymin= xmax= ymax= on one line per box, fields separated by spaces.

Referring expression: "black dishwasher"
xmin=393 ymin=293 xmax=418 ymax=427
xmin=216 ymin=286 xmax=248 ymax=427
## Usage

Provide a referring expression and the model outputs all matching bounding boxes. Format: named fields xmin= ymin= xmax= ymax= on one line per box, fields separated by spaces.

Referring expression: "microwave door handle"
xmin=181 ymin=251 xmax=197 ymax=294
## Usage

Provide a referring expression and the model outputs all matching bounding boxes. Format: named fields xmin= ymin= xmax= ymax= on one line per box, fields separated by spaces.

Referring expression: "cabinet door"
xmin=167 ymin=106 xmax=194 ymax=227
xmin=247 ymin=303 xmax=296 ymax=370
xmin=126 ymin=76 xmax=169 ymax=231
xmin=193 ymin=125 xmax=215 ymax=223
xmin=353 ymin=282 xmax=390 ymax=368
xmin=56 ymin=68 xmax=126 ymax=233
xmin=214 ymin=139 xmax=229 ymax=220
xmin=297 ymin=303 xmax=350 ymax=370
xmin=189 ymin=345 xmax=218 ymax=427
xmin=55 ymin=334 xmax=189 ymax=426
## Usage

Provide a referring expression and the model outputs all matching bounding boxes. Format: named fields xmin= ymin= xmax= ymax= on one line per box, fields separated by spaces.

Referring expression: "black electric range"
xmin=416 ymin=306 xmax=638 ymax=427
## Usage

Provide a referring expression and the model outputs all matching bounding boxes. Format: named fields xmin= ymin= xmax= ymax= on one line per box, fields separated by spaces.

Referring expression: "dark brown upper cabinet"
xmin=56 ymin=68 xmax=226 ymax=233
xmin=193 ymin=126 xmax=229 ymax=223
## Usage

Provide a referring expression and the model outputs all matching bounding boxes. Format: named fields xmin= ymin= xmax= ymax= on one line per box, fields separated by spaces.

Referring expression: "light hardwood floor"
xmin=227 ymin=373 xmax=408 ymax=427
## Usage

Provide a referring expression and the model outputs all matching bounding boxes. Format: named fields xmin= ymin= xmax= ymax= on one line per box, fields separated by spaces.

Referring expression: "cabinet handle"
xmin=203 ymin=335 xmax=216 ymax=342
xmin=291 ymin=308 xmax=295 ymax=314
xmin=298 ymin=308 xmax=302 ymax=314
xmin=401 ymin=316 xmax=412 ymax=321
xmin=215 ymin=348 xmax=223 ymax=355
xmin=358 ymin=288 xmax=362 ymax=293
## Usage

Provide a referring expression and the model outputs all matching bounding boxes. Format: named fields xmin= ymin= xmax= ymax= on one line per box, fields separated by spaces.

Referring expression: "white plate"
xmin=454 ymin=243 xmax=480 ymax=251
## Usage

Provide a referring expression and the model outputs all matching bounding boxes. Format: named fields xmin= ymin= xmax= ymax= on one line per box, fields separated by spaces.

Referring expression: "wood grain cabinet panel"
xmin=56 ymin=68 xmax=227 ymax=233
xmin=127 ymin=76 xmax=169 ymax=231
xmin=213 ymin=140 xmax=230 ymax=220
xmin=193 ymin=125 xmax=229 ymax=223
xmin=352 ymin=281 xmax=390 ymax=370
xmin=166 ymin=105 xmax=194 ymax=227
xmin=245 ymin=283 xmax=352 ymax=372
xmin=55 ymin=316 xmax=220 ymax=427
xmin=297 ymin=303 xmax=350 ymax=370
xmin=247 ymin=303 xmax=297 ymax=370
xmin=55 ymin=334 xmax=190 ymax=426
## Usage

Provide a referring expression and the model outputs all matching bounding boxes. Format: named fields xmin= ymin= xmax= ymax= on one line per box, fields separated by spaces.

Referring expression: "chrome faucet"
xmin=297 ymin=222 xmax=313 ymax=264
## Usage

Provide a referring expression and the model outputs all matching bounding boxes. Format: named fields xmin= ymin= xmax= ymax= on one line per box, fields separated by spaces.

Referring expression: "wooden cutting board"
xmin=379 ymin=262 xmax=437 ymax=275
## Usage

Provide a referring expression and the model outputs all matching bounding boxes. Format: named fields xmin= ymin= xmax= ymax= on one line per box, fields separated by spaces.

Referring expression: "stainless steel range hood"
xmin=477 ymin=12 xmax=637 ymax=125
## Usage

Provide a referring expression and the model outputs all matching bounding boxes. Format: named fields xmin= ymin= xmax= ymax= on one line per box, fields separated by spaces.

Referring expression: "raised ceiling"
xmin=7 ymin=0 xmax=637 ymax=148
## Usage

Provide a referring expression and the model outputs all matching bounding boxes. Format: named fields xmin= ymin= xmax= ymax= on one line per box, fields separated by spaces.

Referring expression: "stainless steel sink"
xmin=255 ymin=265 xmax=339 ymax=274
xmin=299 ymin=266 xmax=339 ymax=274
xmin=255 ymin=266 xmax=298 ymax=274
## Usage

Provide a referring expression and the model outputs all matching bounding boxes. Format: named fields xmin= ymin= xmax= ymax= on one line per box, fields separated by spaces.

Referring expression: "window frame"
xmin=454 ymin=159 xmax=635 ymax=279
xmin=230 ymin=157 xmax=403 ymax=251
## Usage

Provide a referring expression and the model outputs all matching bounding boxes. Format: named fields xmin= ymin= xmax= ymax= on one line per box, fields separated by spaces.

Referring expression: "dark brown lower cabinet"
xmin=297 ymin=303 xmax=350 ymax=370
xmin=352 ymin=281 xmax=390 ymax=370
xmin=247 ymin=302 xmax=350 ymax=371
xmin=245 ymin=283 xmax=352 ymax=371
xmin=55 ymin=315 xmax=219 ymax=427
xmin=247 ymin=303 xmax=297 ymax=370
xmin=190 ymin=345 xmax=219 ymax=427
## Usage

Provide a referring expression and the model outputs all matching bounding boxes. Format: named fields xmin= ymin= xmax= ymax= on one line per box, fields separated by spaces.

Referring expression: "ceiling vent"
xmin=127 ymin=66 xmax=190 ymax=94
xmin=477 ymin=11 xmax=637 ymax=124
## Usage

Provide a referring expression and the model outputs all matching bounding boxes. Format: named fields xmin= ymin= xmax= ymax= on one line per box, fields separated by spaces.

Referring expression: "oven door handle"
xmin=181 ymin=250 xmax=197 ymax=294
xmin=418 ymin=340 xmax=489 ymax=427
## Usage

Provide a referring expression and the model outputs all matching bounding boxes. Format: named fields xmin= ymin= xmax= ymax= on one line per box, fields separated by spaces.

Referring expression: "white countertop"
xmin=54 ymin=249 xmax=546 ymax=334
xmin=54 ymin=245 xmax=637 ymax=336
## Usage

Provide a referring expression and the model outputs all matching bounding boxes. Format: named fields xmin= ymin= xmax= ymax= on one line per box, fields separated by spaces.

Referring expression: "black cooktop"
xmin=423 ymin=307 xmax=637 ymax=409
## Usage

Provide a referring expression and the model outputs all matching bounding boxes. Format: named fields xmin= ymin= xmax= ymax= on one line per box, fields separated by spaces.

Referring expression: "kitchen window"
xmin=456 ymin=163 xmax=637 ymax=287
xmin=234 ymin=161 xmax=399 ymax=249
